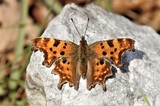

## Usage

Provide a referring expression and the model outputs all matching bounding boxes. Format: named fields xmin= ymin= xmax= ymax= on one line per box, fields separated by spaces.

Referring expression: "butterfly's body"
xmin=78 ymin=36 xmax=90 ymax=79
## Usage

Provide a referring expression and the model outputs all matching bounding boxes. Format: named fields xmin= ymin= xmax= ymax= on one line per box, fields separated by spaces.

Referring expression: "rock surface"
xmin=26 ymin=3 xmax=160 ymax=106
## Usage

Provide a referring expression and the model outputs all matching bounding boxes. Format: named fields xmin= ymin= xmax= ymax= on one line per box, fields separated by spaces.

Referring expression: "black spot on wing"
xmin=63 ymin=43 xmax=67 ymax=49
xmin=114 ymin=48 xmax=117 ymax=52
xmin=63 ymin=46 xmax=66 ymax=49
xmin=53 ymin=40 xmax=60 ymax=47
xmin=60 ymin=51 xmax=65 ymax=55
xmin=64 ymin=43 xmax=67 ymax=46
xmin=100 ymin=59 xmax=104 ymax=65
xmin=62 ymin=59 xmax=67 ymax=64
xmin=53 ymin=51 xmax=57 ymax=54
xmin=102 ymin=51 xmax=107 ymax=55
xmin=110 ymin=51 xmax=114 ymax=55
xmin=101 ymin=46 xmax=104 ymax=49
xmin=118 ymin=39 xmax=123 ymax=42
xmin=96 ymin=62 xmax=99 ymax=65
xmin=100 ymin=42 xmax=104 ymax=49
xmin=107 ymin=40 xmax=114 ymax=47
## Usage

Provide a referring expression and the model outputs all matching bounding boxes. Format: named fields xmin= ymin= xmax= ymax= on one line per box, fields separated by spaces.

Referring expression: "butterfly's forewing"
xmin=32 ymin=37 xmax=78 ymax=67
xmin=90 ymin=38 xmax=135 ymax=67
xmin=87 ymin=57 xmax=112 ymax=90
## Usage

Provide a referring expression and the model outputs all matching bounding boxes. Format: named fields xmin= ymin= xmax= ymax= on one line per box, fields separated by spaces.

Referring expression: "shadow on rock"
xmin=120 ymin=49 xmax=144 ymax=73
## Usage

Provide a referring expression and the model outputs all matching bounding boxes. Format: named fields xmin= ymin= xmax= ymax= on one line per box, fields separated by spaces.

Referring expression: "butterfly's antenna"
xmin=84 ymin=18 xmax=89 ymax=38
xmin=71 ymin=18 xmax=81 ymax=37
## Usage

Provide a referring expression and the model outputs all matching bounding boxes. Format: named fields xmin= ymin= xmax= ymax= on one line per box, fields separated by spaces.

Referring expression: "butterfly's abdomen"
xmin=78 ymin=41 xmax=90 ymax=79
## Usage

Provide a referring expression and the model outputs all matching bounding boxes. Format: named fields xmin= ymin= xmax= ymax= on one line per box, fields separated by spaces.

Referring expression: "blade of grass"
xmin=19 ymin=45 xmax=32 ymax=75
xmin=105 ymin=0 xmax=112 ymax=11
xmin=96 ymin=0 xmax=112 ymax=11
xmin=13 ymin=0 xmax=29 ymax=67
xmin=9 ymin=46 xmax=31 ymax=90
xmin=9 ymin=46 xmax=31 ymax=104
xmin=43 ymin=0 xmax=62 ymax=14
xmin=142 ymin=93 xmax=151 ymax=106
xmin=10 ymin=0 xmax=29 ymax=90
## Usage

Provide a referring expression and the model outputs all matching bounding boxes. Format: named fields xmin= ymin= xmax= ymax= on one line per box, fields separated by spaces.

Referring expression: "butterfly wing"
xmin=87 ymin=57 xmax=112 ymax=91
xmin=87 ymin=38 xmax=135 ymax=90
xmin=32 ymin=37 xmax=81 ymax=90
xmin=89 ymin=38 xmax=135 ymax=67
xmin=52 ymin=56 xmax=81 ymax=90
xmin=32 ymin=37 xmax=78 ymax=67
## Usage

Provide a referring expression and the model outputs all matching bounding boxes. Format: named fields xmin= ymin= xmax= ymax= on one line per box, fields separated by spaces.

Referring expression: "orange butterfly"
xmin=32 ymin=19 xmax=135 ymax=91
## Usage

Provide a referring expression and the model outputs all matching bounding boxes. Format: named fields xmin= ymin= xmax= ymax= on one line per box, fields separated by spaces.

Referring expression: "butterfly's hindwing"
xmin=51 ymin=56 xmax=81 ymax=90
xmin=87 ymin=57 xmax=112 ymax=90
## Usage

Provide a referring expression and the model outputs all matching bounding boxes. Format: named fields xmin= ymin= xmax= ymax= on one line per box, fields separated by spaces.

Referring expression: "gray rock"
xmin=25 ymin=3 xmax=160 ymax=106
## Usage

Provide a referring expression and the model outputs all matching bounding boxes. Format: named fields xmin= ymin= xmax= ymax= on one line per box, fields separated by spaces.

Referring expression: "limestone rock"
xmin=26 ymin=3 xmax=160 ymax=106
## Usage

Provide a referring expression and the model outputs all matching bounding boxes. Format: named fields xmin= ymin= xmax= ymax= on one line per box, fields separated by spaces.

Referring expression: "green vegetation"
xmin=142 ymin=93 xmax=151 ymax=106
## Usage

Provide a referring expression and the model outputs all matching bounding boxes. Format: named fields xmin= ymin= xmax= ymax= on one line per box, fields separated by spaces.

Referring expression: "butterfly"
xmin=31 ymin=19 xmax=135 ymax=91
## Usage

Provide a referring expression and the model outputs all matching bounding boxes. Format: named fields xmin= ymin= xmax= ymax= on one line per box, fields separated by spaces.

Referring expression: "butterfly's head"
xmin=80 ymin=36 xmax=87 ymax=44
